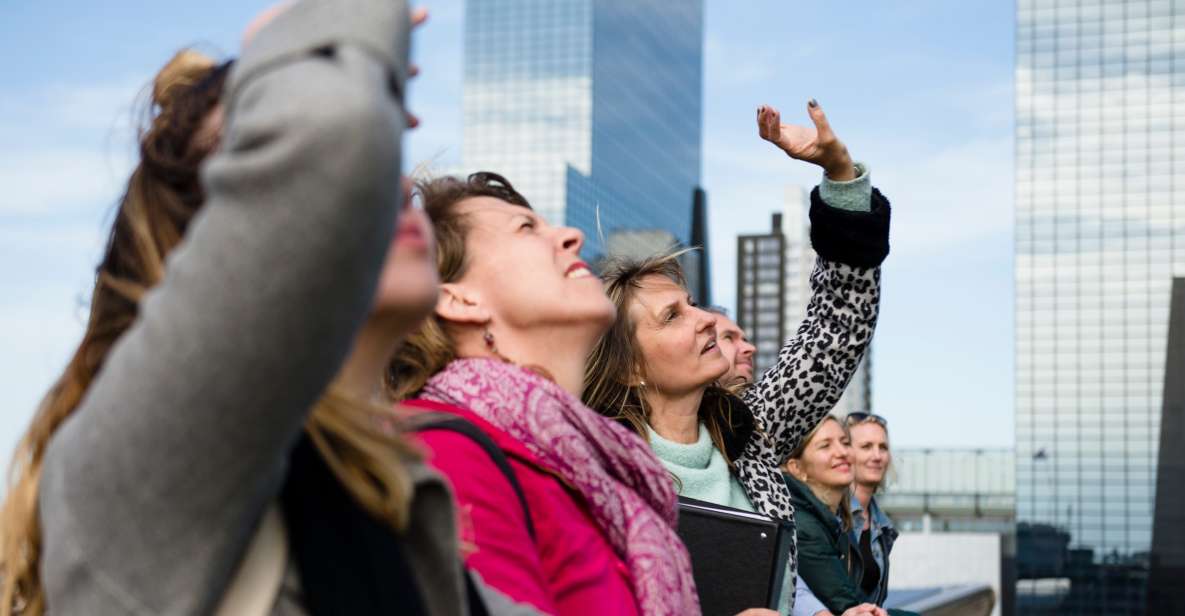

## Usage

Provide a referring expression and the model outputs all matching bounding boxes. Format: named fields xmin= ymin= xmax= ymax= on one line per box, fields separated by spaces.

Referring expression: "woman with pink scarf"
xmin=387 ymin=173 xmax=700 ymax=616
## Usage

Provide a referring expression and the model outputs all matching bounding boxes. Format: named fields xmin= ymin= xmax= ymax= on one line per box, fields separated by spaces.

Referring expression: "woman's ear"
xmin=784 ymin=459 xmax=804 ymax=481
xmin=436 ymin=283 xmax=491 ymax=326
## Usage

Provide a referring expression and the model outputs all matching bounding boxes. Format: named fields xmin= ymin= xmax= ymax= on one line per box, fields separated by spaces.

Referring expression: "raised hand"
xmin=757 ymin=101 xmax=855 ymax=181
xmin=242 ymin=4 xmax=429 ymax=128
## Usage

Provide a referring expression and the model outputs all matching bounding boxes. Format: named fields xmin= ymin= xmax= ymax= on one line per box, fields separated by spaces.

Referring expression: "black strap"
xmin=465 ymin=570 xmax=491 ymax=616
xmin=281 ymin=435 xmax=428 ymax=615
xmin=413 ymin=414 xmax=536 ymax=541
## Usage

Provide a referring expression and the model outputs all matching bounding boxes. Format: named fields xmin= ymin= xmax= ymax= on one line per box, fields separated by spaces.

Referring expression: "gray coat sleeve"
xmin=38 ymin=1 xmax=411 ymax=614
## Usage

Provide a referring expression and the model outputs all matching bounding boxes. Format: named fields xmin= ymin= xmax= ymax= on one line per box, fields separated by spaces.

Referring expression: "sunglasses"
xmin=844 ymin=412 xmax=887 ymax=427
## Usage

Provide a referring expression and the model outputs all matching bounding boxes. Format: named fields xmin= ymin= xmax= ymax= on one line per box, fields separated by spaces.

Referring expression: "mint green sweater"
xmin=647 ymin=159 xmax=872 ymax=616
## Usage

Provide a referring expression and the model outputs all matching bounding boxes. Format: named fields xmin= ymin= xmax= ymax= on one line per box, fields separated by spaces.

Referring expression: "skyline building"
xmin=461 ymin=0 xmax=704 ymax=261
xmin=736 ymin=189 xmax=871 ymax=414
xmin=1014 ymin=1 xmax=1185 ymax=613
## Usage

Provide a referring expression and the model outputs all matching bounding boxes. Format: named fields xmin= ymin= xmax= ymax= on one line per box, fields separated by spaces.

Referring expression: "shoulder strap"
xmin=413 ymin=414 xmax=536 ymax=541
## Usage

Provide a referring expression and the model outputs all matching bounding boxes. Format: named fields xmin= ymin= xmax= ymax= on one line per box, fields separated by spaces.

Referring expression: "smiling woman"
xmin=386 ymin=172 xmax=699 ymax=616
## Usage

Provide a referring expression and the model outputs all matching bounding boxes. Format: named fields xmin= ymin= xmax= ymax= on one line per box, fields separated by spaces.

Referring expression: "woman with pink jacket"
xmin=387 ymin=173 xmax=698 ymax=616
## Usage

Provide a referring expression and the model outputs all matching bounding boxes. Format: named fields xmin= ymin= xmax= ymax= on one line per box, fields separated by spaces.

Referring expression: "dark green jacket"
xmin=783 ymin=474 xmax=919 ymax=616
xmin=784 ymin=473 xmax=866 ymax=613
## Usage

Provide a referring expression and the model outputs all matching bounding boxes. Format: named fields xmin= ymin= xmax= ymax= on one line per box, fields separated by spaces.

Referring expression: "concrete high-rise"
xmin=461 ymin=0 xmax=704 ymax=261
xmin=736 ymin=187 xmax=872 ymax=413
xmin=1014 ymin=1 xmax=1185 ymax=613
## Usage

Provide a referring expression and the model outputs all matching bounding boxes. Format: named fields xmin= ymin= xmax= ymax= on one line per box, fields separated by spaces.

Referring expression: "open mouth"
xmin=701 ymin=337 xmax=718 ymax=355
xmin=565 ymin=261 xmax=593 ymax=279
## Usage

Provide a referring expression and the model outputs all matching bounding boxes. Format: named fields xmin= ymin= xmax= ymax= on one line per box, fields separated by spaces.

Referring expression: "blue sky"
xmin=0 ymin=0 xmax=1015 ymax=457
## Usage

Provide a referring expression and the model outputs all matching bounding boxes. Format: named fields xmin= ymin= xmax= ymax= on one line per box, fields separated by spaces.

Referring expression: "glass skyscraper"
xmin=462 ymin=0 xmax=703 ymax=259
xmin=1014 ymin=1 xmax=1184 ymax=613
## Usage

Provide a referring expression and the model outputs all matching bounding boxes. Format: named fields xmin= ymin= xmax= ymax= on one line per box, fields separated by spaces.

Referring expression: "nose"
xmin=739 ymin=339 xmax=755 ymax=358
xmin=556 ymin=225 xmax=584 ymax=255
xmin=694 ymin=308 xmax=717 ymax=333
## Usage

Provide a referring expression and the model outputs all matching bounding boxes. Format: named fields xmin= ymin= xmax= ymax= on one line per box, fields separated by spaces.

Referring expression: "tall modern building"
xmin=462 ymin=0 xmax=704 ymax=261
xmin=737 ymin=190 xmax=872 ymax=413
xmin=1014 ymin=1 xmax=1184 ymax=613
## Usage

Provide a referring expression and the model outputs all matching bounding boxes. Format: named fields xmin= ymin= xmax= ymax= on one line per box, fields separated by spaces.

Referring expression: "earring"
xmin=483 ymin=329 xmax=512 ymax=364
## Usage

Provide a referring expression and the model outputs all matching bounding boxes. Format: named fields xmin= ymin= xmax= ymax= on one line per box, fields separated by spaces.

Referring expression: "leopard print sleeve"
xmin=741 ymin=258 xmax=881 ymax=466
xmin=740 ymin=187 xmax=890 ymax=468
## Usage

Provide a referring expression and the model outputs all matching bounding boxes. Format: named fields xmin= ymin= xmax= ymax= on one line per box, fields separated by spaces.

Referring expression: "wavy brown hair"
xmin=582 ymin=250 xmax=739 ymax=465
xmin=385 ymin=172 xmax=531 ymax=401
xmin=0 ymin=50 xmax=417 ymax=616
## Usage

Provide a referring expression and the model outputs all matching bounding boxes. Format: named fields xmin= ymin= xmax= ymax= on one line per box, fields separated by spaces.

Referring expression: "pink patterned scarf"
xmin=420 ymin=358 xmax=700 ymax=615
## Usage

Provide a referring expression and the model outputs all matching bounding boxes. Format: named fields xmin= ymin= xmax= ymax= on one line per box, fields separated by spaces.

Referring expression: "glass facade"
xmin=1014 ymin=1 xmax=1185 ymax=613
xmin=462 ymin=0 xmax=703 ymax=260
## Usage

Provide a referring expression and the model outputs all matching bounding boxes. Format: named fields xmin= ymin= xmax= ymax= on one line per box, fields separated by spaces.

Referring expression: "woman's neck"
xmin=852 ymin=481 xmax=877 ymax=513
xmin=812 ymin=482 xmax=848 ymax=514
xmin=459 ymin=322 xmax=599 ymax=397
xmin=336 ymin=318 xmax=402 ymax=404
xmin=646 ymin=387 xmax=706 ymax=444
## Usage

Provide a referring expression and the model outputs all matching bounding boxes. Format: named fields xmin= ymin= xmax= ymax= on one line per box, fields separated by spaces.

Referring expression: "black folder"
xmin=676 ymin=497 xmax=793 ymax=615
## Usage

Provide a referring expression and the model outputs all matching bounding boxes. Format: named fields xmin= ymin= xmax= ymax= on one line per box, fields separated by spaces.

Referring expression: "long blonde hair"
xmin=582 ymin=250 xmax=739 ymax=466
xmin=0 ymin=50 xmax=417 ymax=616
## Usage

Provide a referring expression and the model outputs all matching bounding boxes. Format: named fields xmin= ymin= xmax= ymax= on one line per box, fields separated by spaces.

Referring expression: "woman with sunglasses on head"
xmin=0 ymin=3 xmax=504 ymax=614
xmin=386 ymin=174 xmax=699 ymax=616
xmin=845 ymin=413 xmax=900 ymax=611
xmin=583 ymin=101 xmax=892 ymax=614
xmin=782 ymin=417 xmax=914 ymax=616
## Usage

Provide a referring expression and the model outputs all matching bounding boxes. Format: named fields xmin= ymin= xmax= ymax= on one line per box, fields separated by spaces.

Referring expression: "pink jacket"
xmin=406 ymin=399 xmax=640 ymax=616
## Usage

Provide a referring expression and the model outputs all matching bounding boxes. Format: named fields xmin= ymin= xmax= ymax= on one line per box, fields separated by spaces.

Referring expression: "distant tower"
xmin=737 ymin=187 xmax=871 ymax=411
xmin=462 ymin=0 xmax=704 ymax=261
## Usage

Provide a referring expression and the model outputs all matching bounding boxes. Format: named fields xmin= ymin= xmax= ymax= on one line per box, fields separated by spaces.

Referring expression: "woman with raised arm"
xmin=0 ymin=3 xmax=492 ymax=614
xmin=387 ymin=173 xmax=699 ymax=616
xmin=583 ymin=101 xmax=892 ymax=613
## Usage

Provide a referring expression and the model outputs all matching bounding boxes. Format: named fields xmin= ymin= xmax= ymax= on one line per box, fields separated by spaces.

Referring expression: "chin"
xmin=579 ymin=293 xmax=618 ymax=329
xmin=373 ymin=267 xmax=439 ymax=321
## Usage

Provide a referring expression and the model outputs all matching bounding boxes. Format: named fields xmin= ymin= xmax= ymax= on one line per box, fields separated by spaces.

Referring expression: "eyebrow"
xmin=511 ymin=211 xmax=538 ymax=224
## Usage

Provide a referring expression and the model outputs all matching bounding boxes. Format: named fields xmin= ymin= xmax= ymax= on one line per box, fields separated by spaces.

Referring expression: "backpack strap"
xmin=412 ymin=414 xmax=537 ymax=541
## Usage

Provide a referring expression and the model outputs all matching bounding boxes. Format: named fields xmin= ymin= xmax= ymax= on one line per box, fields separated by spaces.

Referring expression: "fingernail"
xmin=808 ymin=98 xmax=818 ymax=108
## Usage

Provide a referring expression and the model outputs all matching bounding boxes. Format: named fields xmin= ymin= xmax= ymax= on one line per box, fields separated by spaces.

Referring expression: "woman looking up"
xmin=0 ymin=3 xmax=484 ymax=614
xmin=387 ymin=174 xmax=698 ymax=615
xmin=583 ymin=101 xmax=892 ymax=613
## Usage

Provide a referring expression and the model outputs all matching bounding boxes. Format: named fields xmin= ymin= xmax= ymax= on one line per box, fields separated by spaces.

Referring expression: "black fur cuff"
xmin=808 ymin=187 xmax=891 ymax=268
